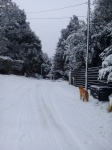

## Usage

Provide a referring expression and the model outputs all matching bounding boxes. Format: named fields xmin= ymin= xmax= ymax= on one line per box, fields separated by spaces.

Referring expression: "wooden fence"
xmin=71 ymin=66 xmax=101 ymax=89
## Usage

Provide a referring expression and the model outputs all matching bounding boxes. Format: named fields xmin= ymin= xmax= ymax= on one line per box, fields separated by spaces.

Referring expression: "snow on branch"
xmin=102 ymin=54 xmax=112 ymax=68
xmin=100 ymin=45 xmax=112 ymax=61
xmin=0 ymin=56 xmax=13 ymax=61
xmin=98 ymin=54 xmax=112 ymax=82
xmin=99 ymin=66 xmax=112 ymax=80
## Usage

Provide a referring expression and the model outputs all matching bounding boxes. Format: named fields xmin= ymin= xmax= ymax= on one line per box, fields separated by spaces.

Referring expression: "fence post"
xmin=72 ymin=77 xmax=74 ymax=85
xmin=69 ymin=71 xmax=71 ymax=84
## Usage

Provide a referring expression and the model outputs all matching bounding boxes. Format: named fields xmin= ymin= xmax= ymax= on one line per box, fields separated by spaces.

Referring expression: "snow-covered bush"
xmin=99 ymin=66 xmax=112 ymax=80
xmin=12 ymin=60 xmax=24 ymax=75
xmin=98 ymin=54 xmax=112 ymax=82
xmin=108 ymin=72 xmax=112 ymax=82
xmin=100 ymin=45 xmax=112 ymax=61
xmin=0 ymin=56 xmax=13 ymax=74
xmin=54 ymin=70 xmax=64 ymax=79
xmin=102 ymin=55 xmax=112 ymax=67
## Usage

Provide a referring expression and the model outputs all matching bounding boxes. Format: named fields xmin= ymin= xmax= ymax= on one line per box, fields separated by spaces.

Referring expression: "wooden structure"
xmin=71 ymin=66 xmax=112 ymax=101
xmin=90 ymin=85 xmax=112 ymax=101
xmin=71 ymin=67 xmax=101 ymax=89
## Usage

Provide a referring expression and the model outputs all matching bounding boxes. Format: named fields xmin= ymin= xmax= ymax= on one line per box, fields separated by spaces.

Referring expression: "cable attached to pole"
xmin=26 ymin=2 xmax=87 ymax=14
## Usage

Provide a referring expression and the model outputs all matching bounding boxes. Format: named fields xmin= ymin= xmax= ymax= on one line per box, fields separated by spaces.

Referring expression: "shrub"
xmin=0 ymin=56 xmax=13 ymax=74
xmin=12 ymin=60 xmax=24 ymax=75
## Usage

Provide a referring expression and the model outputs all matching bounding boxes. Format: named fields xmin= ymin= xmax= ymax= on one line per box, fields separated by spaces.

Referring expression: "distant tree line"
xmin=0 ymin=0 xmax=51 ymax=76
xmin=52 ymin=0 xmax=112 ymax=80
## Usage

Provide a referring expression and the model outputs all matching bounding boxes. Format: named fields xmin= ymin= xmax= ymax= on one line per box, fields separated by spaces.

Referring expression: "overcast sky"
xmin=11 ymin=0 xmax=89 ymax=57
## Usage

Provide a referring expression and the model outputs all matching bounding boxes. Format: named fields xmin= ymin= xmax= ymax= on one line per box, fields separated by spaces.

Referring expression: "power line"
xmin=27 ymin=16 xmax=87 ymax=20
xmin=26 ymin=2 xmax=87 ymax=14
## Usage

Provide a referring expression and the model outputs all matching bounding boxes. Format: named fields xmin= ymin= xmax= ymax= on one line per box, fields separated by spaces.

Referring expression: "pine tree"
xmin=90 ymin=0 xmax=112 ymax=66
xmin=0 ymin=0 xmax=43 ymax=74
xmin=42 ymin=53 xmax=52 ymax=76
xmin=53 ymin=15 xmax=87 ymax=76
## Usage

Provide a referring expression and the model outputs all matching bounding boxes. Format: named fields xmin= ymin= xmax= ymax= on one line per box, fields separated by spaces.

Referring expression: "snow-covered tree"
xmin=0 ymin=55 xmax=13 ymax=74
xmin=91 ymin=0 xmax=112 ymax=81
xmin=42 ymin=53 xmax=52 ymax=76
xmin=90 ymin=0 xmax=112 ymax=66
xmin=98 ymin=45 xmax=112 ymax=82
xmin=64 ymin=20 xmax=87 ymax=74
xmin=99 ymin=54 xmax=112 ymax=82
xmin=0 ymin=0 xmax=43 ymax=74
xmin=92 ymin=0 xmax=112 ymax=26
xmin=12 ymin=60 xmax=24 ymax=75
xmin=53 ymin=15 xmax=87 ymax=76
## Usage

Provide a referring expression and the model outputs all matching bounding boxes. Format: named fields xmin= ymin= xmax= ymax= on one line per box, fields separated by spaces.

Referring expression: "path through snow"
xmin=0 ymin=75 xmax=112 ymax=150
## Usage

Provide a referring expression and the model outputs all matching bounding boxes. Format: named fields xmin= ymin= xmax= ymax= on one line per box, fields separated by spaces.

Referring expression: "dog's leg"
xmin=86 ymin=93 xmax=89 ymax=102
xmin=82 ymin=96 xmax=84 ymax=102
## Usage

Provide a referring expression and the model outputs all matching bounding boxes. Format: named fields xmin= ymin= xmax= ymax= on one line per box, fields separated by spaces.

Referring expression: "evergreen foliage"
xmin=0 ymin=56 xmax=13 ymax=74
xmin=53 ymin=15 xmax=87 ymax=76
xmin=0 ymin=0 xmax=47 ymax=75
xmin=90 ymin=0 xmax=112 ymax=66
xmin=53 ymin=0 xmax=112 ymax=79
xmin=42 ymin=53 xmax=52 ymax=76
xmin=92 ymin=0 xmax=112 ymax=82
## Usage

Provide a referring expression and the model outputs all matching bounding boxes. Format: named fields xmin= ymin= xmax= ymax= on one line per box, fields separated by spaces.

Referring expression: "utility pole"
xmin=85 ymin=0 xmax=90 ymax=90
xmin=41 ymin=64 xmax=43 ymax=77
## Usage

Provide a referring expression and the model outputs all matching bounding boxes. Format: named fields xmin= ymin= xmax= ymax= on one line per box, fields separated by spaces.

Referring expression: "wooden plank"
xmin=71 ymin=66 xmax=101 ymax=89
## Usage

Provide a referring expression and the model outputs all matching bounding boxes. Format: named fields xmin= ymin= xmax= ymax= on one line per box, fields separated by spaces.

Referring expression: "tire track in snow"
xmin=0 ymin=77 xmax=111 ymax=150
xmin=15 ymin=82 xmax=52 ymax=150
xmin=39 ymin=82 xmax=84 ymax=150
xmin=0 ymin=80 xmax=41 ymax=150
xmin=47 ymin=81 xmax=112 ymax=150
xmin=0 ymin=83 xmax=31 ymax=150
xmin=26 ymin=84 xmax=54 ymax=150
xmin=0 ymin=77 xmax=27 ymax=99
xmin=0 ymin=80 xmax=27 ymax=110
xmin=34 ymin=84 xmax=63 ymax=150
xmin=15 ymin=88 xmax=34 ymax=150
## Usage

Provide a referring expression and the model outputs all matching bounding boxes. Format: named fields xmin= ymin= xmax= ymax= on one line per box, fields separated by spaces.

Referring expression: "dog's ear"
xmin=79 ymin=86 xmax=82 ymax=89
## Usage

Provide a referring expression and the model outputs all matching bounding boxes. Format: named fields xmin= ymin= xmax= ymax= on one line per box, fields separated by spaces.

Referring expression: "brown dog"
xmin=79 ymin=86 xmax=89 ymax=102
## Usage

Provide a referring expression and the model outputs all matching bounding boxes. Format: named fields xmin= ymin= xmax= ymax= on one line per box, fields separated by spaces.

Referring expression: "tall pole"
xmin=85 ymin=0 xmax=90 ymax=90
xmin=41 ymin=64 xmax=43 ymax=77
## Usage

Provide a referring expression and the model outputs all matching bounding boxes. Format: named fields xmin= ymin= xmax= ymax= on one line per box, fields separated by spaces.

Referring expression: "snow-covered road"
xmin=0 ymin=75 xmax=112 ymax=150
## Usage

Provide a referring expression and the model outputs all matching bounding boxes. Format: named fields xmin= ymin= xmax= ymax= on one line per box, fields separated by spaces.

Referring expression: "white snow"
xmin=98 ymin=66 xmax=112 ymax=80
xmin=0 ymin=56 xmax=13 ymax=61
xmin=102 ymin=54 xmax=112 ymax=68
xmin=98 ymin=54 xmax=112 ymax=81
xmin=0 ymin=75 xmax=112 ymax=150
xmin=100 ymin=45 xmax=112 ymax=61
xmin=108 ymin=72 xmax=112 ymax=82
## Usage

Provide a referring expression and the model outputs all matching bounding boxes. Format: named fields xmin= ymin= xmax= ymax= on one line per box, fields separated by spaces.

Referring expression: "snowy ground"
xmin=0 ymin=75 xmax=112 ymax=150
